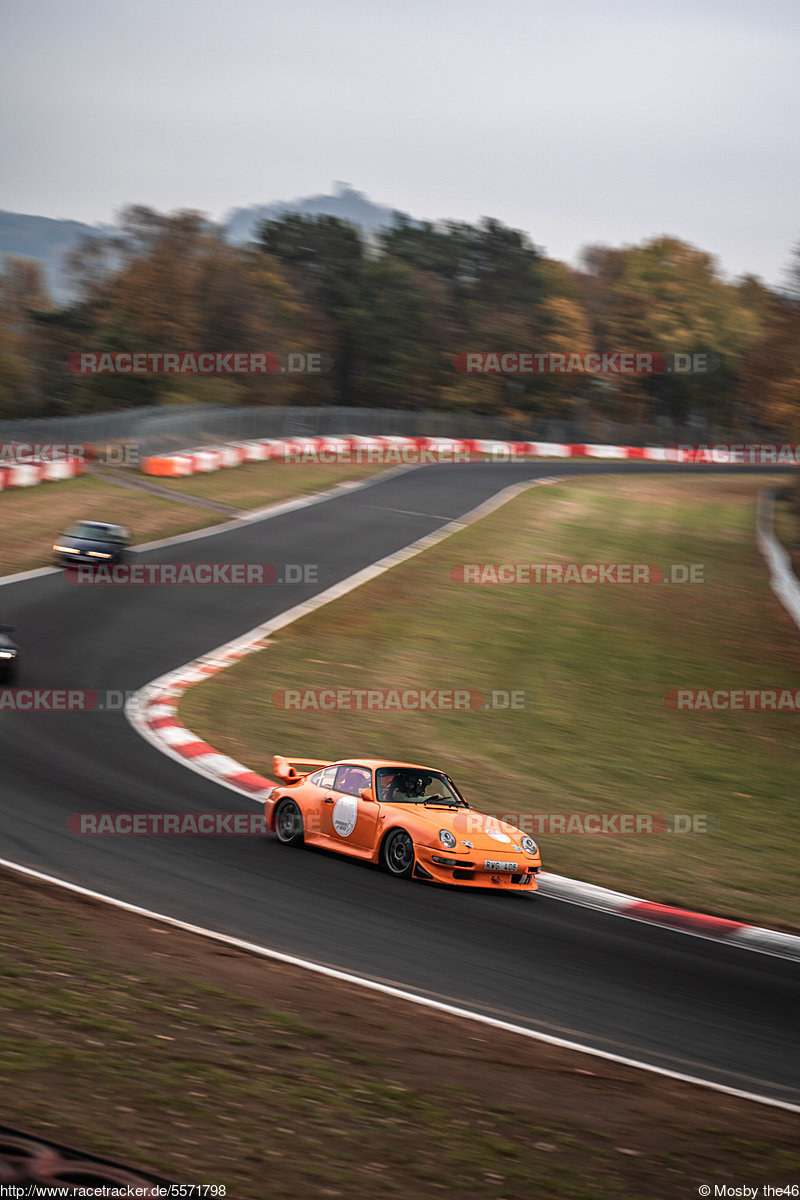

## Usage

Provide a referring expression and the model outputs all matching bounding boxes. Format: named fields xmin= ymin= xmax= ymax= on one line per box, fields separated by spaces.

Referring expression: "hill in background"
xmin=224 ymin=181 xmax=403 ymax=243
xmin=0 ymin=210 xmax=113 ymax=301
xmin=0 ymin=185 xmax=405 ymax=301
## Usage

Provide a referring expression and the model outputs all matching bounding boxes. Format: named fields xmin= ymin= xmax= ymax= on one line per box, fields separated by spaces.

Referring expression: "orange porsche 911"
xmin=265 ymin=756 xmax=542 ymax=890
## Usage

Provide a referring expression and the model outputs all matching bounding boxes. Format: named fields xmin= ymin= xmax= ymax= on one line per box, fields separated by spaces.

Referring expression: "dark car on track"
xmin=0 ymin=624 xmax=19 ymax=682
xmin=52 ymin=521 xmax=131 ymax=568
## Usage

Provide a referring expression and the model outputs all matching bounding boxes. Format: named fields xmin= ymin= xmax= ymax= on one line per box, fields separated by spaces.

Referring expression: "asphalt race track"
xmin=1 ymin=461 xmax=798 ymax=1104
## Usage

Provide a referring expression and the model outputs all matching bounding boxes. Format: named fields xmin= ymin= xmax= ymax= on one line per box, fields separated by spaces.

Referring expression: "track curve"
xmin=1 ymin=461 xmax=798 ymax=1104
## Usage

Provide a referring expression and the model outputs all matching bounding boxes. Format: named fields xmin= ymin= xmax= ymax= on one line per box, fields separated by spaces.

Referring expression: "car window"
xmin=65 ymin=522 xmax=127 ymax=543
xmin=375 ymin=768 xmax=465 ymax=805
xmin=334 ymin=765 xmax=372 ymax=797
xmin=311 ymin=766 xmax=337 ymax=789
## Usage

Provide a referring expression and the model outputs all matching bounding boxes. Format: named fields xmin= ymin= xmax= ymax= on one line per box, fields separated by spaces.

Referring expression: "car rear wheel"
xmin=274 ymin=798 xmax=304 ymax=846
xmin=382 ymin=829 xmax=416 ymax=878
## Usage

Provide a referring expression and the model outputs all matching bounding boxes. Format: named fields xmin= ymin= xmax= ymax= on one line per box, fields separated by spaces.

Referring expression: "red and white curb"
xmin=543 ymin=873 xmax=800 ymax=959
xmin=126 ymin=477 xmax=800 ymax=963
xmin=132 ymin=640 xmax=276 ymax=800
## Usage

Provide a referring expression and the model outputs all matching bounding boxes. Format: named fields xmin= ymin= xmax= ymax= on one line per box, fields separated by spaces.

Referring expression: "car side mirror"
xmin=360 ymin=787 xmax=376 ymax=803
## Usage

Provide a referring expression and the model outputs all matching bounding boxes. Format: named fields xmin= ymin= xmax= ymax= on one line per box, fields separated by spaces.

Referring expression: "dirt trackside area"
xmin=0 ymin=868 xmax=797 ymax=1199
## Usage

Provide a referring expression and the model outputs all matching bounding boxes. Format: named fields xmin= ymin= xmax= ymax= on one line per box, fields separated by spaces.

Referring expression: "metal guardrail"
xmin=0 ymin=402 xmax=755 ymax=459
xmin=756 ymin=488 xmax=800 ymax=633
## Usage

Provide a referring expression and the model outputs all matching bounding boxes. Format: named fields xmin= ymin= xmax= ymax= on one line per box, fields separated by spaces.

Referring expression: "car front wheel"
xmin=382 ymin=829 xmax=416 ymax=878
xmin=274 ymin=798 xmax=304 ymax=846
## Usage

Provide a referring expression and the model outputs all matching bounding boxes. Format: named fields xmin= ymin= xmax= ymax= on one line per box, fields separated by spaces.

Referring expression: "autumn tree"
xmin=737 ymin=243 xmax=800 ymax=438
xmin=0 ymin=257 xmax=54 ymax=416
xmin=579 ymin=237 xmax=768 ymax=430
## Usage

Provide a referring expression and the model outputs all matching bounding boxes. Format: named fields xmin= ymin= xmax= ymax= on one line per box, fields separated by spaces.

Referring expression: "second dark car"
xmin=0 ymin=624 xmax=19 ymax=682
xmin=52 ymin=521 xmax=131 ymax=568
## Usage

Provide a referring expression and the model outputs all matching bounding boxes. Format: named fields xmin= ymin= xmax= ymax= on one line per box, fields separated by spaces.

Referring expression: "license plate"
xmin=484 ymin=860 xmax=518 ymax=872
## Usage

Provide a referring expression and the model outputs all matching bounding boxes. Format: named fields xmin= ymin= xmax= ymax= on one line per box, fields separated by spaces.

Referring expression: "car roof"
xmin=326 ymin=759 xmax=440 ymax=771
xmin=66 ymin=518 xmax=128 ymax=532
xmin=71 ymin=521 xmax=126 ymax=530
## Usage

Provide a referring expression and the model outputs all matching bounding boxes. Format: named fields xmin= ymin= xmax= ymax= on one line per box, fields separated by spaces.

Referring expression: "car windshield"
xmin=66 ymin=522 xmax=127 ymax=543
xmin=375 ymin=768 xmax=467 ymax=806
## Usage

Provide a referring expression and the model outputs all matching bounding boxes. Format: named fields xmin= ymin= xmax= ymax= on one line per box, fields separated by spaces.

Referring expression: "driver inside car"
xmin=382 ymin=771 xmax=441 ymax=803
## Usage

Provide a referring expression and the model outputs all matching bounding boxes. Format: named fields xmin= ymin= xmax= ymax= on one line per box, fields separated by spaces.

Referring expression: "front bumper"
xmin=414 ymin=845 xmax=540 ymax=890
xmin=56 ymin=552 xmax=115 ymax=565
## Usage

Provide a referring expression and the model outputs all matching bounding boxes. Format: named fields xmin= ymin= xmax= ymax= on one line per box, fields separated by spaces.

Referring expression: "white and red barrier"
xmin=0 ymin=457 xmax=85 ymax=491
xmin=0 ymin=438 xmax=775 ymax=484
xmin=140 ymin=436 xmax=694 ymax=477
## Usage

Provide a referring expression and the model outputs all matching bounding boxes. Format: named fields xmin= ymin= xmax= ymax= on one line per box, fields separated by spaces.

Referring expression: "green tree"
xmin=258 ymin=215 xmax=363 ymax=403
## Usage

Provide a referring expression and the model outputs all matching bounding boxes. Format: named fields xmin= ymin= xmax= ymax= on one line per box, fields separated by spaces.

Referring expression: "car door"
xmin=302 ymin=765 xmax=338 ymax=838
xmin=320 ymin=764 xmax=380 ymax=851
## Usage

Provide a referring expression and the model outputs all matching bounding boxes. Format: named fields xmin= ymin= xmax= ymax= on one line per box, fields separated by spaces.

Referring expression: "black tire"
xmin=382 ymin=829 xmax=416 ymax=879
xmin=274 ymin=798 xmax=304 ymax=846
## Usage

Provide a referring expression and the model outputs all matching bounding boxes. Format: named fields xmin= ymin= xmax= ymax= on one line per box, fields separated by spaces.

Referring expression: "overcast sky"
xmin=2 ymin=0 xmax=798 ymax=285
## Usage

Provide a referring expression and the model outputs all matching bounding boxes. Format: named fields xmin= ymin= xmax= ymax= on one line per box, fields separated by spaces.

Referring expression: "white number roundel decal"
xmin=487 ymin=829 xmax=512 ymax=843
xmin=332 ymin=796 xmax=357 ymax=837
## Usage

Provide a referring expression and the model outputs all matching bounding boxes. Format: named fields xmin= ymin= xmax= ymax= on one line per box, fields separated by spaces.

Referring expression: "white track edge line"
xmin=0 ymin=854 xmax=796 ymax=1113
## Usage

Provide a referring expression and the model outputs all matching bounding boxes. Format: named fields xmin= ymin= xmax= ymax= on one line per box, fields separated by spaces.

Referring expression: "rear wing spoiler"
xmin=273 ymin=755 xmax=332 ymax=784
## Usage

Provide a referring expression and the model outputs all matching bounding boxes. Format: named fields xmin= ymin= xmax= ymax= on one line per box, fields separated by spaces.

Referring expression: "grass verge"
xmin=0 ymin=463 xmax=389 ymax=578
xmin=180 ymin=473 xmax=800 ymax=930
xmin=144 ymin=459 xmax=390 ymax=509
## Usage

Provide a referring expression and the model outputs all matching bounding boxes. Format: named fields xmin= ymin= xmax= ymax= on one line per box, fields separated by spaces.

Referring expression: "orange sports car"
xmin=265 ymin=756 xmax=542 ymax=890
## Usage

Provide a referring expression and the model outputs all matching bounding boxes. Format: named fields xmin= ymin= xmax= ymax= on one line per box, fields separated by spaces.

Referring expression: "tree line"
xmin=0 ymin=204 xmax=798 ymax=437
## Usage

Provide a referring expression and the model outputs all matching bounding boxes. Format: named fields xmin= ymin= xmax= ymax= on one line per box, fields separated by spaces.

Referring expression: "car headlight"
xmin=87 ymin=551 xmax=111 ymax=558
xmin=521 ymin=836 xmax=538 ymax=855
xmin=52 ymin=545 xmax=73 ymax=553
xmin=0 ymin=650 xmax=16 ymax=659
xmin=438 ymin=829 xmax=457 ymax=849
